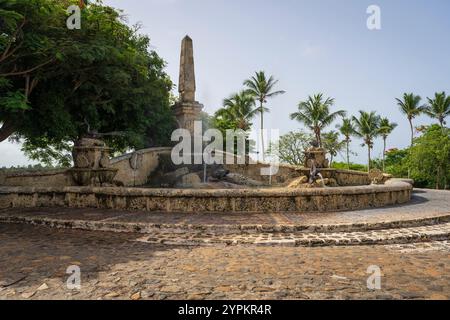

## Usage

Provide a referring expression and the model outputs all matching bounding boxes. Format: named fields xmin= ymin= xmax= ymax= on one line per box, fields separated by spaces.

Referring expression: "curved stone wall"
xmin=0 ymin=181 xmax=412 ymax=213
xmin=110 ymin=147 xmax=172 ymax=187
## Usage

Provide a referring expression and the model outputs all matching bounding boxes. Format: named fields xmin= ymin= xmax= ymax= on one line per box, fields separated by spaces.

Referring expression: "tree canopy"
xmin=290 ymin=93 xmax=346 ymax=148
xmin=0 ymin=0 xmax=175 ymax=165
xmin=266 ymin=130 xmax=312 ymax=166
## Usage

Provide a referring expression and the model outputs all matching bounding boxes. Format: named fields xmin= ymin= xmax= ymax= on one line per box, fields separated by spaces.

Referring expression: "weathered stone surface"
xmin=0 ymin=223 xmax=448 ymax=300
xmin=369 ymin=169 xmax=385 ymax=185
xmin=0 ymin=181 xmax=413 ymax=213
xmin=172 ymin=36 xmax=203 ymax=134
xmin=223 ymin=173 xmax=264 ymax=187
xmin=305 ymin=147 xmax=329 ymax=169
xmin=179 ymin=173 xmax=202 ymax=186
xmin=178 ymin=35 xmax=196 ymax=103
xmin=287 ymin=176 xmax=309 ymax=188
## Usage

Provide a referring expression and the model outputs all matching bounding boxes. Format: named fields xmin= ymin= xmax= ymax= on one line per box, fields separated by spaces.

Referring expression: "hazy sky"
xmin=1 ymin=0 xmax=450 ymax=167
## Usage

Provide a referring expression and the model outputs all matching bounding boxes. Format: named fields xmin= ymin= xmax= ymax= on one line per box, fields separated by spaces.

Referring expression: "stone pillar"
xmin=172 ymin=36 xmax=203 ymax=134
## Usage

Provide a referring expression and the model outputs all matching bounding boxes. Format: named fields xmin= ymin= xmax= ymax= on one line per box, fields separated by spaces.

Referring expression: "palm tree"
xmin=290 ymin=93 xmax=346 ymax=147
xmin=378 ymin=118 xmax=398 ymax=172
xmin=396 ymin=93 xmax=425 ymax=147
xmin=396 ymin=93 xmax=425 ymax=178
xmin=217 ymin=91 xmax=259 ymax=131
xmin=244 ymin=71 xmax=285 ymax=161
xmin=425 ymin=92 xmax=450 ymax=128
xmin=322 ymin=131 xmax=346 ymax=167
xmin=352 ymin=111 xmax=381 ymax=172
xmin=336 ymin=118 xmax=356 ymax=170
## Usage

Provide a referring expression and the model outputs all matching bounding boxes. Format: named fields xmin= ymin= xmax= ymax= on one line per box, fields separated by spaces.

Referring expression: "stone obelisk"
xmin=172 ymin=36 xmax=203 ymax=134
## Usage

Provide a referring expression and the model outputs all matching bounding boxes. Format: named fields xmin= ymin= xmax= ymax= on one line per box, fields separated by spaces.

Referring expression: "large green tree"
xmin=425 ymin=92 xmax=450 ymax=128
xmin=243 ymin=71 xmax=285 ymax=161
xmin=378 ymin=117 xmax=398 ymax=172
xmin=408 ymin=125 xmax=450 ymax=189
xmin=266 ymin=130 xmax=313 ymax=166
xmin=336 ymin=117 xmax=356 ymax=170
xmin=396 ymin=93 xmax=424 ymax=147
xmin=0 ymin=0 xmax=175 ymax=165
xmin=352 ymin=111 xmax=381 ymax=172
xmin=322 ymin=131 xmax=346 ymax=166
xmin=290 ymin=93 xmax=346 ymax=148
xmin=214 ymin=91 xmax=258 ymax=131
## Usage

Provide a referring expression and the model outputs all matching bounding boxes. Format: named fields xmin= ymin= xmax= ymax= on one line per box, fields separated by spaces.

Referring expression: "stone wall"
xmin=110 ymin=147 xmax=172 ymax=187
xmin=0 ymin=148 xmax=172 ymax=188
xmin=224 ymin=163 xmax=301 ymax=184
xmin=0 ymin=182 xmax=413 ymax=213
xmin=0 ymin=169 xmax=72 ymax=188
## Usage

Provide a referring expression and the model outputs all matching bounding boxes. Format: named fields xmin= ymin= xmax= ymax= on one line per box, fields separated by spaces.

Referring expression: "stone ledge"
xmin=0 ymin=169 xmax=68 ymax=178
xmin=1 ymin=212 xmax=448 ymax=236
xmin=0 ymin=181 xmax=412 ymax=197
xmin=0 ymin=182 xmax=413 ymax=213
xmin=110 ymin=147 xmax=172 ymax=164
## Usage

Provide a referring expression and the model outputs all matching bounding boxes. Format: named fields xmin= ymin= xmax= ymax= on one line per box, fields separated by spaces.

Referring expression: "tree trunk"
xmin=0 ymin=120 xmax=16 ymax=143
xmin=436 ymin=166 xmax=440 ymax=190
xmin=367 ymin=145 xmax=371 ymax=172
xmin=315 ymin=128 xmax=321 ymax=148
xmin=259 ymin=100 xmax=265 ymax=162
xmin=409 ymin=118 xmax=414 ymax=147
xmin=408 ymin=118 xmax=414 ymax=179
xmin=346 ymin=140 xmax=350 ymax=170
xmin=382 ymin=137 xmax=387 ymax=172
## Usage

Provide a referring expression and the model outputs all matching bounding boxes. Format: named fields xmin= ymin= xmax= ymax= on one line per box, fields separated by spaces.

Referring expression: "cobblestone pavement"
xmin=0 ymin=223 xmax=449 ymax=300
xmin=132 ymin=222 xmax=450 ymax=247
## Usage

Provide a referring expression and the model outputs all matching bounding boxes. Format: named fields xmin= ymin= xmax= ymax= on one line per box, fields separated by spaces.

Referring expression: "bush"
xmin=332 ymin=162 xmax=368 ymax=172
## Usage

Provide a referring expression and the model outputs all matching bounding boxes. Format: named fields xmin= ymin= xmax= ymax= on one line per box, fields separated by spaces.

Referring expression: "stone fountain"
xmin=69 ymin=138 xmax=118 ymax=186
xmin=0 ymin=36 xmax=413 ymax=214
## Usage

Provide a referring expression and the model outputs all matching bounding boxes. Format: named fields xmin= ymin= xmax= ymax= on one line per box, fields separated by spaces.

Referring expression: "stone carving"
xmin=69 ymin=138 xmax=118 ymax=186
xmin=129 ymin=152 xmax=143 ymax=171
xmin=368 ymin=169 xmax=385 ymax=185
xmin=172 ymin=36 xmax=203 ymax=135
xmin=178 ymin=36 xmax=196 ymax=103
xmin=304 ymin=142 xmax=329 ymax=169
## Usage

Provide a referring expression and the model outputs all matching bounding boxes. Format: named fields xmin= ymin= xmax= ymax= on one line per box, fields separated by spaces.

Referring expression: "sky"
xmin=1 ymin=0 xmax=450 ymax=167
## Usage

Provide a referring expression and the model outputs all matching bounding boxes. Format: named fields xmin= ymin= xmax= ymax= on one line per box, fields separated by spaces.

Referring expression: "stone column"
xmin=172 ymin=36 xmax=203 ymax=134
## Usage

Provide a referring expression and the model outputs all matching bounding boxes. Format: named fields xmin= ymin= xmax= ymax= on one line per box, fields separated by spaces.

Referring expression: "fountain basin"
xmin=0 ymin=180 xmax=412 ymax=213
xmin=69 ymin=168 xmax=119 ymax=186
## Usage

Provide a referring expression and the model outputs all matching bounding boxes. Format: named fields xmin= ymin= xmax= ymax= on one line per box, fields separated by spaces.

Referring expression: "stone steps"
xmin=1 ymin=213 xmax=450 ymax=247
xmin=134 ymin=223 xmax=450 ymax=247
xmin=1 ymin=212 xmax=449 ymax=235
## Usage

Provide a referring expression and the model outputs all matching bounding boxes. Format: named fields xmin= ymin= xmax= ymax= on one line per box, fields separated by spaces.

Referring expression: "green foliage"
xmin=378 ymin=126 xmax=450 ymax=189
xmin=336 ymin=117 xmax=356 ymax=169
xmin=378 ymin=118 xmax=398 ymax=138
xmin=378 ymin=117 xmax=398 ymax=171
xmin=21 ymin=138 xmax=73 ymax=167
xmin=290 ymin=93 xmax=346 ymax=147
xmin=322 ymin=131 xmax=346 ymax=165
xmin=396 ymin=93 xmax=425 ymax=146
xmin=243 ymin=71 xmax=285 ymax=160
xmin=408 ymin=125 xmax=450 ymax=189
xmin=382 ymin=148 xmax=410 ymax=179
xmin=396 ymin=93 xmax=425 ymax=121
xmin=352 ymin=111 xmax=381 ymax=170
xmin=214 ymin=91 xmax=258 ymax=131
xmin=266 ymin=131 xmax=313 ymax=166
xmin=0 ymin=0 xmax=175 ymax=165
xmin=331 ymin=162 xmax=367 ymax=172
xmin=425 ymin=92 xmax=450 ymax=128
